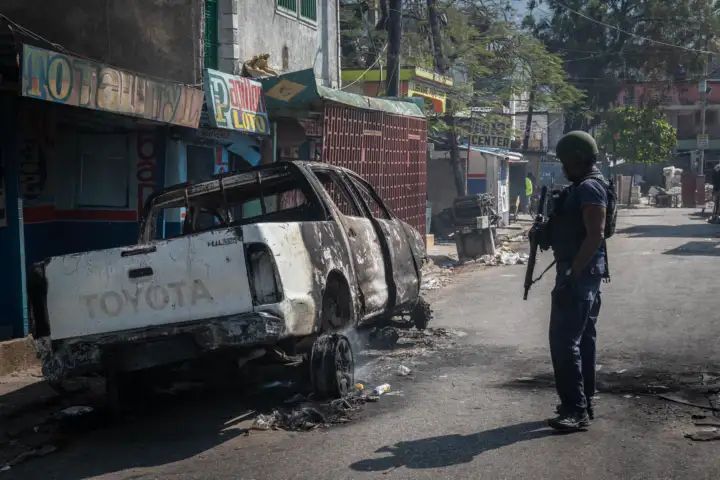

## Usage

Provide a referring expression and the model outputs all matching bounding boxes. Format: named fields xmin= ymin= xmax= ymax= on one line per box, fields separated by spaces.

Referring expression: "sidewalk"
xmin=0 ymin=337 xmax=39 ymax=377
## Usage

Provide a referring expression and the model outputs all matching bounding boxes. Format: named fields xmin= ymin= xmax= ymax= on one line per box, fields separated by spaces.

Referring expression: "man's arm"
xmin=571 ymin=205 xmax=606 ymax=277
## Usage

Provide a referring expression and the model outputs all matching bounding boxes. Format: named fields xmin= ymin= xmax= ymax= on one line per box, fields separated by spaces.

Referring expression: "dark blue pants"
xmin=549 ymin=270 xmax=602 ymax=414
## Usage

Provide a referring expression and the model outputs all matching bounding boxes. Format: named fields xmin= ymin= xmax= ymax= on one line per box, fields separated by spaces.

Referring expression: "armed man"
xmin=540 ymin=131 xmax=615 ymax=431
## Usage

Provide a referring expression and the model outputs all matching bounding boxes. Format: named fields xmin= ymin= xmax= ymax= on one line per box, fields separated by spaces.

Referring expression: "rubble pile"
xmin=421 ymin=258 xmax=457 ymax=291
xmin=479 ymin=246 xmax=529 ymax=266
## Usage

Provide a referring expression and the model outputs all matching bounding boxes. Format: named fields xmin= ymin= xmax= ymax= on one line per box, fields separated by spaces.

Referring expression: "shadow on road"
xmin=350 ymin=421 xmax=552 ymax=471
xmin=618 ymin=224 xmax=720 ymax=238
xmin=664 ymin=241 xmax=720 ymax=256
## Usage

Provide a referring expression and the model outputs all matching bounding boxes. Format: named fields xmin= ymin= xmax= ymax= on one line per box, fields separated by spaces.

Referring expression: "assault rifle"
xmin=523 ymin=186 xmax=548 ymax=300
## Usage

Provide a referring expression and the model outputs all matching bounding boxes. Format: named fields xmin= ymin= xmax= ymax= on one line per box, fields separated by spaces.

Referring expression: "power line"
xmin=552 ymin=2 xmax=716 ymax=55
xmin=341 ymin=42 xmax=389 ymax=91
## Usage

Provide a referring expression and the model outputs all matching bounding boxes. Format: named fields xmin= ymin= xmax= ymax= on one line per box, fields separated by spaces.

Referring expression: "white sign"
xmin=697 ymin=133 xmax=709 ymax=149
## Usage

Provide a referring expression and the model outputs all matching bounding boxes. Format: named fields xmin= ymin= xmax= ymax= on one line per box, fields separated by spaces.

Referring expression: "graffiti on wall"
xmin=21 ymin=45 xmax=204 ymax=128
xmin=136 ymin=133 xmax=158 ymax=216
xmin=204 ymin=69 xmax=270 ymax=135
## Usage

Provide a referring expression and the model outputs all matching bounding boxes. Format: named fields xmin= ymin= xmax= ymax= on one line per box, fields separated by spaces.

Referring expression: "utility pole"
xmin=700 ymin=66 xmax=708 ymax=175
xmin=386 ymin=0 xmax=401 ymax=97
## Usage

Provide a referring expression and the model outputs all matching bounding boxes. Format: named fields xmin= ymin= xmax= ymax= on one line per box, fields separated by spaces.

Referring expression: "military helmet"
xmin=556 ymin=130 xmax=599 ymax=163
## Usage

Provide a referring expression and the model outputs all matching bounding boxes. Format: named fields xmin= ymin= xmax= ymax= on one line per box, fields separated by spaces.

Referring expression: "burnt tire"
xmin=310 ymin=334 xmax=354 ymax=399
xmin=410 ymin=296 xmax=433 ymax=331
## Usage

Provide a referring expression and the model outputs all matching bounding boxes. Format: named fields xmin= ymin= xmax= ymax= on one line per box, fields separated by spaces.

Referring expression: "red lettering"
xmin=136 ymin=133 xmax=157 ymax=214
xmin=228 ymin=79 xmax=241 ymax=109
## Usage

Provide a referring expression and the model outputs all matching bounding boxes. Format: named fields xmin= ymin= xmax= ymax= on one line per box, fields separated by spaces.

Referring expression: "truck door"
xmin=345 ymin=173 xmax=420 ymax=310
xmin=311 ymin=168 xmax=389 ymax=318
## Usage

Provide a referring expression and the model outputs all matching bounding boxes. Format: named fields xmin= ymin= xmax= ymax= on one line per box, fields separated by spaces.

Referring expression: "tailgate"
xmin=44 ymin=228 xmax=252 ymax=340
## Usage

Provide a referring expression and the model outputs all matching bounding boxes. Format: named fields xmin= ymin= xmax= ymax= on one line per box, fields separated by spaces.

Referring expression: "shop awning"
xmin=260 ymin=69 xmax=424 ymax=118
xmin=459 ymin=145 xmax=526 ymax=163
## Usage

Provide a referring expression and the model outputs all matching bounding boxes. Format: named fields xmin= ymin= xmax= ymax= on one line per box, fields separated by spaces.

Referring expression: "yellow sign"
xmin=266 ymin=79 xmax=307 ymax=102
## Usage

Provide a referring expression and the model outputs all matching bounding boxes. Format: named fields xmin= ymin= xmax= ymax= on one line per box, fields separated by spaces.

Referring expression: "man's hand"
xmin=571 ymin=204 xmax=606 ymax=277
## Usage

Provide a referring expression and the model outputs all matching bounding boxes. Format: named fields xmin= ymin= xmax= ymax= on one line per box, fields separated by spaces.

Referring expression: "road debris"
xmin=373 ymin=384 xmax=391 ymax=396
xmin=368 ymin=327 xmax=400 ymax=350
xmin=685 ymin=429 xmax=720 ymax=441
xmin=658 ymin=393 xmax=720 ymax=411
xmin=694 ymin=418 xmax=720 ymax=428
xmin=479 ymin=247 xmax=528 ymax=266
xmin=397 ymin=366 xmax=411 ymax=376
xmin=57 ymin=406 xmax=94 ymax=418
xmin=4 ymin=444 xmax=57 ymax=468
xmin=283 ymin=393 xmax=306 ymax=405
xmin=421 ymin=258 xmax=456 ymax=291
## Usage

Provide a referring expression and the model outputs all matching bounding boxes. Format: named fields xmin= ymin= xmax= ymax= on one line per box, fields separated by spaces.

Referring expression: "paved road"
xmin=8 ymin=208 xmax=720 ymax=479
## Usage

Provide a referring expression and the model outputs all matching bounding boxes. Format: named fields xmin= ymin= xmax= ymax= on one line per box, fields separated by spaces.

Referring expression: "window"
xmin=348 ymin=176 xmax=391 ymax=220
xmin=300 ymin=0 xmax=317 ymax=21
xmin=77 ymin=135 xmax=129 ymax=208
xmin=204 ymin=0 xmax=219 ymax=69
xmin=313 ymin=170 xmax=362 ymax=217
xmin=146 ymin=166 xmax=322 ymax=241
xmin=707 ymin=111 xmax=718 ymax=126
xmin=276 ymin=0 xmax=316 ymax=23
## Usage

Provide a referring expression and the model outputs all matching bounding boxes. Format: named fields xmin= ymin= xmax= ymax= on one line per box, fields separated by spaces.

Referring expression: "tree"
xmin=506 ymin=33 xmax=584 ymax=150
xmin=423 ymin=1 xmax=582 ymax=195
xmin=597 ymin=106 xmax=677 ymax=164
xmin=526 ymin=0 xmax=720 ymax=128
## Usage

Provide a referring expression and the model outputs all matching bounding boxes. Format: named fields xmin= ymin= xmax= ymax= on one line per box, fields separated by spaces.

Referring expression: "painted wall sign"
xmin=21 ymin=45 xmax=203 ymax=128
xmin=136 ymin=132 xmax=158 ymax=215
xmin=204 ymin=69 xmax=270 ymax=135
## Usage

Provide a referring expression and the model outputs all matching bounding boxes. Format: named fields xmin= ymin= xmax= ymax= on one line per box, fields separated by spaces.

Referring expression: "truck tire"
xmin=410 ymin=296 xmax=433 ymax=331
xmin=310 ymin=333 xmax=354 ymax=399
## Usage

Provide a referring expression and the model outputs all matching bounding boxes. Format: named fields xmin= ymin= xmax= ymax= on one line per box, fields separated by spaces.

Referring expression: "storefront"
xmin=261 ymin=69 xmax=428 ymax=236
xmin=461 ymin=146 xmax=525 ymax=226
xmin=0 ymin=42 xmax=204 ymax=339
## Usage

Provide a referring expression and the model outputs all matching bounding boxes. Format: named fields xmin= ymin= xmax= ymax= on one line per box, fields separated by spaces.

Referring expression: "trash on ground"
xmin=397 ymin=365 xmax=411 ymax=376
xmin=251 ymin=414 xmax=275 ymax=431
xmin=57 ymin=406 xmax=94 ymax=418
xmin=283 ymin=393 xmax=306 ymax=405
xmin=368 ymin=327 xmax=400 ymax=350
xmin=658 ymin=393 xmax=720 ymax=411
xmin=5 ymin=444 xmax=57 ymax=468
xmin=478 ymin=246 xmax=527 ymax=267
xmin=373 ymin=384 xmax=391 ymax=396
xmin=685 ymin=429 xmax=720 ymax=441
xmin=694 ymin=418 xmax=720 ymax=427
xmin=615 ymin=369 xmax=628 ymax=374
xmin=623 ymin=394 xmax=633 ymax=399
xmin=354 ymin=383 xmax=365 ymax=391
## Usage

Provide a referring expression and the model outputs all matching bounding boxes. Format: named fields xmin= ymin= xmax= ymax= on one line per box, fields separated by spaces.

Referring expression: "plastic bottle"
xmin=373 ymin=383 xmax=391 ymax=396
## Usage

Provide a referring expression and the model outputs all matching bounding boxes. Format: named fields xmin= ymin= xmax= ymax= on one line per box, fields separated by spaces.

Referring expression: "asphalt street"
xmin=7 ymin=208 xmax=720 ymax=480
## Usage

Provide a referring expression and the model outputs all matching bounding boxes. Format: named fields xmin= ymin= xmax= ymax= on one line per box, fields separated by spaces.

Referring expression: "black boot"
xmin=547 ymin=410 xmax=590 ymax=431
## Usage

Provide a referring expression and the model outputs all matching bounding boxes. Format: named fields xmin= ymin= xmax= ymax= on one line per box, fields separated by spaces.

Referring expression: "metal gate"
xmin=322 ymin=104 xmax=427 ymax=235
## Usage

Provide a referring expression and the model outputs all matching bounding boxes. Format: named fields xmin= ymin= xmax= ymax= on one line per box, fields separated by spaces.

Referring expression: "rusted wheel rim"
xmin=334 ymin=336 xmax=354 ymax=396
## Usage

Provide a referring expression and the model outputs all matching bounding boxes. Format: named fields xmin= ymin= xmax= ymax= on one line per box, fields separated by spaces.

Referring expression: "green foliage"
xmin=598 ymin=106 xmax=677 ymax=164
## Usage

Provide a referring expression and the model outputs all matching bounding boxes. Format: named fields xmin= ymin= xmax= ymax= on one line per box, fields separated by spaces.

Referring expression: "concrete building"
xmin=615 ymin=81 xmax=720 ymax=175
xmin=0 ymin=4 xmax=210 ymax=339
xmin=210 ymin=0 xmax=341 ymax=87
xmin=341 ymin=66 xmax=454 ymax=114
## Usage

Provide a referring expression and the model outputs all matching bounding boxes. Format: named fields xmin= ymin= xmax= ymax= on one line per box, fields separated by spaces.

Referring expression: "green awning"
xmin=261 ymin=69 xmax=424 ymax=118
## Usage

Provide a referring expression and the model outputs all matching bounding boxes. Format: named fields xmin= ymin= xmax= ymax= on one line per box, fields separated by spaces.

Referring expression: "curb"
xmin=0 ymin=337 xmax=40 ymax=377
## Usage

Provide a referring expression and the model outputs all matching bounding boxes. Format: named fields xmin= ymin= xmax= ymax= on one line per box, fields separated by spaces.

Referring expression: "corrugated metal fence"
xmin=322 ymin=104 xmax=427 ymax=235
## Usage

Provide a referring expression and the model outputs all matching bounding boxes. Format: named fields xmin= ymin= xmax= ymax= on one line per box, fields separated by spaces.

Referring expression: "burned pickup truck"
xmin=28 ymin=162 xmax=429 ymax=401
